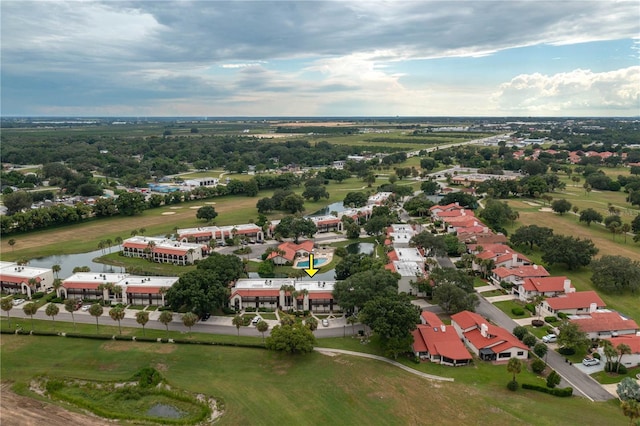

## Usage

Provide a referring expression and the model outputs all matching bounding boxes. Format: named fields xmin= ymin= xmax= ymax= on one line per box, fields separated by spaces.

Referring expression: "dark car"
xmin=201 ymin=312 xmax=211 ymax=321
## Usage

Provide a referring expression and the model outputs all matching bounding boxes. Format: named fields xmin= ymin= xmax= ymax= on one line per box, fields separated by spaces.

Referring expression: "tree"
xmin=45 ymin=303 xmax=59 ymax=329
xmin=305 ymin=317 xmax=318 ymax=331
xmin=617 ymin=377 xmax=640 ymax=402
xmin=579 ymin=208 xmax=603 ymax=226
xmin=52 ymin=264 xmax=61 ymax=279
xmin=8 ymin=239 xmax=16 ymax=252
xmin=591 ymin=255 xmax=640 ymax=294
xmin=89 ymin=303 xmax=104 ymax=334
xmin=232 ymin=314 xmax=243 ymax=336
xmin=22 ymin=302 xmax=38 ymax=331
xmin=510 ymin=225 xmax=554 ymax=250
xmin=507 ymin=358 xmax=522 ymax=388
xmin=116 ymin=191 xmax=147 ymax=216
xmin=360 ymin=296 xmax=421 ymax=359
xmin=265 ymin=323 xmax=316 ymax=354
xmin=256 ymin=197 xmax=275 ymax=214
xmin=166 ymin=270 xmax=232 ymax=317
xmin=420 ymin=180 xmax=440 ymax=195
xmin=616 ymin=343 xmax=633 ymax=373
xmin=601 ymin=340 xmax=619 ymax=371
xmin=280 ymin=194 xmax=305 ymax=214
xmin=256 ymin=320 xmax=269 ymax=342
xmin=621 ymin=399 xmax=640 ymax=426
xmin=182 ymin=312 xmax=198 ymax=334
xmin=273 ymin=216 xmax=317 ymax=243
xmin=478 ymin=199 xmax=518 ymax=231
xmin=546 ymin=370 xmax=561 ymax=388
xmin=3 ymin=191 xmax=33 ymax=215
xmin=557 ymin=320 xmax=590 ymax=353
xmin=136 ymin=310 xmax=150 ymax=336
xmin=334 ymin=253 xmax=385 ymax=280
xmin=533 ymin=342 xmax=548 ymax=359
xmin=541 ymin=235 xmax=598 ymax=270
xmin=621 ymin=223 xmax=631 ymax=243
xmin=343 ymin=191 xmax=368 ymax=208
xmin=302 ymin=184 xmax=329 ymax=202
xmin=158 ymin=310 xmax=173 ymax=338
xmin=109 ymin=306 xmax=125 ymax=335
xmin=410 ymin=232 xmax=447 ymax=257
xmin=433 ymin=284 xmax=479 ymax=314
xmin=332 ymin=269 xmax=399 ymax=312
xmin=429 ymin=267 xmax=475 ymax=293
xmin=1 ymin=297 xmax=13 ymax=328
xmin=64 ymin=299 xmax=78 ymax=329
xmin=363 ymin=215 xmax=391 ymax=236
xmin=551 ymin=199 xmax=572 ymax=215
xmin=196 ymin=205 xmax=218 ymax=222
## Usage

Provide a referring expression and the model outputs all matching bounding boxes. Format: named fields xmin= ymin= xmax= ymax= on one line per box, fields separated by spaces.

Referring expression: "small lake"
xmin=309 ymin=201 xmax=345 ymax=217
xmin=27 ymin=247 xmax=124 ymax=278
xmin=146 ymin=403 xmax=184 ymax=419
xmin=345 ymin=242 xmax=374 ymax=255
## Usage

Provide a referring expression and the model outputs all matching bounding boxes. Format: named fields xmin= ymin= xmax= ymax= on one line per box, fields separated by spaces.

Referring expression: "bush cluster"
xmin=522 ymin=383 xmax=573 ymax=397
xmin=511 ymin=307 xmax=525 ymax=316
xmin=605 ymin=362 xmax=628 ymax=374
xmin=525 ymin=303 xmax=535 ymax=314
xmin=544 ymin=316 xmax=558 ymax=323
xmin=531 ymin=359 xmax=546 ymax=374
xmin=558 ymin=347 xmax=575 ymax=356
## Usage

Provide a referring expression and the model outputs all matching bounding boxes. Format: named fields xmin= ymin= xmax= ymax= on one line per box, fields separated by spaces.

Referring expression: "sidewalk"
xmin=484 ymin=294 xmax=517 ymax=303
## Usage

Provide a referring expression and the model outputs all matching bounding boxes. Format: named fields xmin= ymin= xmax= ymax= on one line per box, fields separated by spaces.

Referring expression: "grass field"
xmin=0 ymin=334 xmax=627 ymax=426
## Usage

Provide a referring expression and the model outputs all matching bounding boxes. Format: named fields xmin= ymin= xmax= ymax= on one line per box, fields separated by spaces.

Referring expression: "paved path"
xmin=314 ymin=348 xmax=454 ymax=382
xmin=484 ymin=294 xmax=517 ymax=303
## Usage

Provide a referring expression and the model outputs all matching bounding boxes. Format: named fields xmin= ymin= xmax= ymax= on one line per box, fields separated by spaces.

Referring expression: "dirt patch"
xmin=0 ymin=382 xmax=112 ymax=426
xmin=154 ymin=362 xmax=169 ymax=372
xmin=101 ymin=341 xmax=176 ymax=354
xmin=161 ymin=212 xmax=176 ymax=215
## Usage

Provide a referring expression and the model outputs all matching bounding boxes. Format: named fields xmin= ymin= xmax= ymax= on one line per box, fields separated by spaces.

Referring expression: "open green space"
xmin=493 ymin=300 xmax=531 ymax=319
xmin=1 ymin=334 xmax=627 ymax=425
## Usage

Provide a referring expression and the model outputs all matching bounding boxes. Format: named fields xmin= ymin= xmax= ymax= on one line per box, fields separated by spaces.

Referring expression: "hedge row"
xmin=2 ymin=329 xmax=266 ymax=349
xmin=522 ymin=383 xmax=573 ymax=397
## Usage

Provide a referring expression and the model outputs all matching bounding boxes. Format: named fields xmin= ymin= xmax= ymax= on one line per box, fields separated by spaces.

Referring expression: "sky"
xmin=1 ymin=0 xmax=639 ymax=117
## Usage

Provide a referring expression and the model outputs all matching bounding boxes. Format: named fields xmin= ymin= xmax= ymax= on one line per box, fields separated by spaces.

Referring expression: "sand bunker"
xmin=162 ymin=212 xmax=176 ymax=215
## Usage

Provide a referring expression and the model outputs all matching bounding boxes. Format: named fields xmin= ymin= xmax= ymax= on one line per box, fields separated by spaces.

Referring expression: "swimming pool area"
xmin=296 ymin=258 xmax=328 ymax=268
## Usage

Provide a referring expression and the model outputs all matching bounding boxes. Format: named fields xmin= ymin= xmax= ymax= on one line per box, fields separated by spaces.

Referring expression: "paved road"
xmin=475 ymin=297 xmax=614 ymax=401
xmin=6 ymin=308 xmax=365 ymax=339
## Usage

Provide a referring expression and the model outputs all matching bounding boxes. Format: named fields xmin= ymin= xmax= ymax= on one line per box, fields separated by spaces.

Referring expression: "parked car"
xmin=81 ymin=305 xmax=91 ymax=312
xmin=542 ymin=334 xmax=557 ymax=343
xmin=201 ymin=312 xmax=211 ymax=321
xmin=12 ymin=298 xmax=25 ymax=306
xmin=322 ymin=319 xmax=329 ymax=327
xmin=582 ymin=358 xmax=600 ymax=367
xmin=251 ymin=316 xmax=261 ymax=325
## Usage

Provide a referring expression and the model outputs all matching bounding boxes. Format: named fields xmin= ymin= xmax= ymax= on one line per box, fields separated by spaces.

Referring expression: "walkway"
xmin=484 ymin=294 xmax=517 ymax=303
xmin=314 ymin=348 xmax=454 ymax=382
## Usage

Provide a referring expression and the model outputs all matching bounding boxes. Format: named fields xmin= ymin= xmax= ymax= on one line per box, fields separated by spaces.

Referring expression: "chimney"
xmin=441 ymin=324 xmax=446 ymax=332
xmin=563 ymin=279 xmax=573 ymax=293
xmin=589 ymin=302 xmax=597 ymax=313
xmin=480 ymin=323 xmax=489 ymax=338
xmin=460 ymin=209 xmax=465 ymax=215
xmin=533 ymin=264 xmax=538 ymax=270
xmin=512 ymin=253 xmax=518 ymax=265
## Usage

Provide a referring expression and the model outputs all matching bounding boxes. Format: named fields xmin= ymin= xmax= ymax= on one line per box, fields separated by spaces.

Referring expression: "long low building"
xmin=61 ymin=272 xmax=178 ymax=305
xmin=122 ymin=236 xmax=208 ymax=265
xmin=178 ymin=224 xmax=265 ymax=243
xmin=0 ymin=261 xmax=54 ymax=298
xmin=230 ymin=279 xmax=339 ymax=313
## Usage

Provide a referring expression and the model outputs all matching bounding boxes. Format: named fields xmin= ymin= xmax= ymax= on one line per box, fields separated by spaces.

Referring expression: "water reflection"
xmin=27 ymin=248 xmax=123 ymax=278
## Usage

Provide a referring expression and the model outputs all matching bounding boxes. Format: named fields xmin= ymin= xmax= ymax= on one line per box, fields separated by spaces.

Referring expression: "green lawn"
xmin=0 ymin=333 xmax=627 ymax=425
xmin=591 ymin=366 xmax=640 ymax=385
xmin=493 ymin=300 xmax=532 ymax=319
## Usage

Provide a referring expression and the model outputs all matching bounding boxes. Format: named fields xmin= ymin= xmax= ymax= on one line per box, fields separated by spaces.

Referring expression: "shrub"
xmin=605 ymin=362 xmax=628 ymax=374
xmin=507 ymin=380 xmax=519 ymax=391
xmin=49 ymin=297 xmax=63 ymax=304
xmin=513 ymin=326 xmax=528 ymax=340
xmin=546 ymin=370 xmax=561 ymax=388
xmin=525 ymin=303 xmax=535 ymax=314
xmin=511 ymin=307 xmax=525 ymax=316
xmin=523 ymin=334 xmax=537 ymax=347
xmin=221 ymin=306 xmax=236 ymax=315
xmin=500 ymin=281 xmax=514 ymax=290
xmin=533 ymin=343 xmax=548 ymax=358
xmin=531 ymin=359 xmax=546 ymax=374
xmin=558 ymin=347 xmax=575 ymax=356
xmin=592 ymin=352 xmax=601 ymax=360
xmin=245 ymin=307 xmax=256 ymax=312
xmin=522 ymin=383 xmax=572 ymax=397
xmin=544 ymin=316 xmax=558 ymax=323
xmin=45 ymin=379 xmax=65 ymax=394
xmin=132 ymin=367 xmax=163 ymax=388
xmin=557 ymin=312 xmax=568 ymax=320
xmin=32 ymin=292 xmax=45 ymax=299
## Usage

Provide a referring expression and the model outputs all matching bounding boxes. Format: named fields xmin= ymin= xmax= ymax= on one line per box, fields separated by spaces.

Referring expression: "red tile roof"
xmin=0 ymin=275 xmax=42 ymax=284
xmin=522 ymin=276 xmax=572 ymax=293
xmin=307 ymin=292 xmax=334 ymax=300
xmin=126 ymin=286 xmax=162 ymax=294
xmin=387 ymin=250 xmax=399 ymax=261
xmin=153 ymin=247 xmax=189 ymax=256
xmin=429 ymin=203 xmax=462 ymax=212
xmin=267 ymin=240 xmax=314 ymax=262
xmin=451 ymin=311 xmax=528 ymax=352
xmin=451 ymin=310 xmax=485 ymax=330
xmin=571 ymin=312 xmax=639 ymax=333
xmin=122 ymin=242 xmax=150 ymax=249
xmin=545 ymin=291 xmax=605 ymax=310
xmin=413 ymin=324 xmax=472 ymax=361
xmin=495 ymin=252 xmax=530 ymax=265
xmin=468 ymin=243 xmax=511 ymax=254
xmin=421 ymin=311 xmax=443 ymax=327
xmin=492 ymin=265 xmax=549 ymax=279
xmin=608 ymin=335 xmax=640 ymax=354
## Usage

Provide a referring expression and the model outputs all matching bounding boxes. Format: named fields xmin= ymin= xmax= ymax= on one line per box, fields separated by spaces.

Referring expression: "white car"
xmin=582 ymin=358 xmax=600 ymax=367
xmin=322 ymin=319 xmax=329 ymax=327
xmin=542 ymin=334 xmax=557 ymax=343
xmin=81 ymin=305 xmax=91 ymax=312
xmin=251 ymin=316 xmax=261 ymax=325
xmin=12 ymin=299 xmax=25 ymax=306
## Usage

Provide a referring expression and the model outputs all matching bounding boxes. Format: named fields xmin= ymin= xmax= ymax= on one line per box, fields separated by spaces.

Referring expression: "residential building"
xmin=0 ymin=262 xmax=54 ymax=298
xmin=411 ymin=311 xmax=472 ymax=366
xmin=229 ymin=279 xmax=338 ymax=313
xmin=515 ymin=276 xmax=575 ymax=302
xmin=367 ymin=192 xmax=393 ymax=205
xmin=124 ymin=276 xmax=178 ymax=306
xmin=451 ymin=310 xmax=528 ymax=362
xmin=309 ymin=215 xmax=343 ymax=233
xmin=540 ymin=291 xmax=605 ymax=317
xmin=606 ymin=335 xmax=640 ymax=368
xmin=387 ymin=224 xmax=416 ymax=247
xmin=570 ymin=312 xmax=639 ymax=339
xmin=490 ymin=264 xmax=549 ymax=287
xmin=267 ymin=240 xmax=315 ymax=265
xmin=122 ymin=236 xmax=207 ymax=265
xmin=178 ymin=223 xmax=265 ymax=243
xmin=385 ymin=247 xmax=426 ymax=294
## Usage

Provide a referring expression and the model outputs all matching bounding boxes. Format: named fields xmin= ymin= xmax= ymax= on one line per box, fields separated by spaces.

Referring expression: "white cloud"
xmin=492 ymin=67 xmax=640 ymax=115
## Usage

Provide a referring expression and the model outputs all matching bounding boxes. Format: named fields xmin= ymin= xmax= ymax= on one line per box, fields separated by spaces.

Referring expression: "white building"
xmin=0 ymin=262 xmax=55 ymax=298
xmin=229 ymin=279 xmax=338 ymax=313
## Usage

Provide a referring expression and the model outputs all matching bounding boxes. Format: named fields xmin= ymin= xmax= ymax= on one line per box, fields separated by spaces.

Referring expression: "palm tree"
xmin=130 ymin=229 xmax=139 ymax=237
xmin=158 ymin=287 xmax=168 ymax=307
xmin=64 ymin=299 xmax=78 ymax=329
xmin=305 ymin=317 xmax=318 ymax=331
xmin=27 ymin=277 xmax=39 ymax=294
xmin=1 ymin=297 xmax=13 ymax=328
xmin=507 ymin=358 xmax=522 ymax=384
xmin=114 ymin=236 xmax=123 ymax=247
xmin=138 ymin=227 xmax=146 ymax=236
xmin=347 ymin=315 xmax=358 ymax=336
xmin=621 ymin=399 xmax=640 ymax=426
xmin=256 ymin=320 xmax=269 ymax=342
xmin=22 ymin=302 xmax=38 ymax=331
xmin=52 ymin=278 xmax=63 ymax=298
xmin=182 ymin=312 xmax=198 ymax=334
xmin=8 ymin=239 xmax=16 ymax=252
xmin=106 ymin=238 xmax=113 ymax=253
xmin=109 ymin=306 xmax=125 ymax=335
xmin=45 ymin=303 xmax=59 ymax=330
xmin=98 ymin=240 xmax=105 ymax=254
xmin=89 ymin=303 xmax=104 ymax=334
xmin=158 ymin=310 xmax=173 ymax=338
xmin=232 ymin=314 xmax=243 ymax=336
xmin=52 ymin=264 xmax=61 ymax=279
xmin=621 ymin=223 xmax=631 ymax=243
xmin=136 ymin=311 xmax=150 ymax=336
xmin=616 ymin=343 xmax=632 ymax=373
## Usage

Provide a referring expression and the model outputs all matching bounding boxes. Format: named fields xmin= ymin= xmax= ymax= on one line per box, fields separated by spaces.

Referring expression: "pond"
xmin=27 ymin=247 xmax=124 ymax=278
xmin=146 ymin=403 xmax=184 ymax=419
xmin=345 ymin=242 xmax=374 ymax=255
xmin=309 ymin=201 xmax=345 ymax=217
